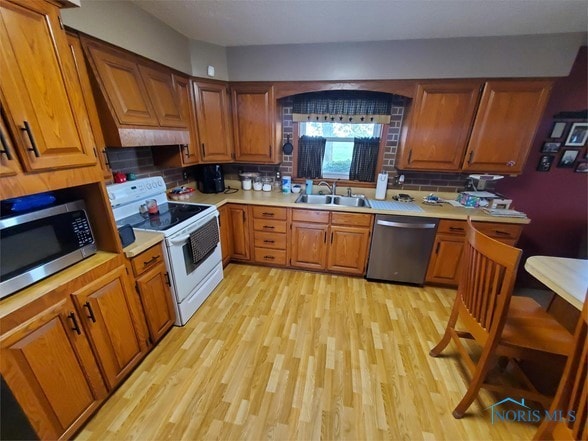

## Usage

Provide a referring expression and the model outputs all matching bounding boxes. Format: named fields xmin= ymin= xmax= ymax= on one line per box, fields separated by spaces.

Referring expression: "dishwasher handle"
xmin=376 ymin=220 xmax=437 ymax=229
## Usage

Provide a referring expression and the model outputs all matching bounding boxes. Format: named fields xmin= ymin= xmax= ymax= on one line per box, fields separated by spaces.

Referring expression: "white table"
xmin=524 ymin=256 xmax=588 ymax=311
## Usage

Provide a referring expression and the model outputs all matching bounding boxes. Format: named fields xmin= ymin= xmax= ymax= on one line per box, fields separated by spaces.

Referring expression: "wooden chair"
xmin=430 ymin=219 xmax=575 ymax=418
xmin=534 ymin=300 xmax=587 ymax=440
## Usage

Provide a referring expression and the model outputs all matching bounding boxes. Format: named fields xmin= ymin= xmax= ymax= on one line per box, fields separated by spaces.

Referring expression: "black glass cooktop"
xmin=117 ymin=202 xmax=210 ymax=231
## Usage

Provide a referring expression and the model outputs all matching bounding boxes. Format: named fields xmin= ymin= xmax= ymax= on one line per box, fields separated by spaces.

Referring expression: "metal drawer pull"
xmin=83 ymin=302 xmax=96 ymax=323
xmin=263 ymin=255 xmax=275 ymax=260
xmin=263 ymin=225 xmax=275 ymax=229
xmin=143 ymin=255 xmax=160 ymax=266
xmin=0 ymin=129 xmax=13 ymax=160
xmin=449 ymin=226 xmax=465 ymax=232
xmin=263 ymin=239 xmax=275 ymax=243
xmin=22 ymin=121 xmax=40 ymax=157
xmin=376 ymin=220 xmax=437 ymax=229
xmin=493 ymin=230 xmax=509 ymax=236
xmin=68 ymin=312 xmax=81 ymax=335
xmin=262 ymin=212 xmax=275 ymax=216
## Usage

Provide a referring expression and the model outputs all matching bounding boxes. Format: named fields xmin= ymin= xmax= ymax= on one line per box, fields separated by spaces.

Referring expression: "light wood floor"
xmin=76 ymin=264 xmax=538 ymax=440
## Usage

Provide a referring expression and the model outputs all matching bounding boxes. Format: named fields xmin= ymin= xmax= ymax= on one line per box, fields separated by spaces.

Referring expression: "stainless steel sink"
xmin=331 ymin=196 xmax=371 ymax=207
xmin=295 ymin=194 xmax=332 ymax=204
xmin=295 ymin=194 xmax=370 ymax=208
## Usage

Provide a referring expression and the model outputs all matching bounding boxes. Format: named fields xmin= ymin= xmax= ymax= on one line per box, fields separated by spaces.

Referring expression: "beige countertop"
xmin=123 ymin=230 xmax=165 ymax=258
xmin=175 ymin=180 xmax=530 ymax=225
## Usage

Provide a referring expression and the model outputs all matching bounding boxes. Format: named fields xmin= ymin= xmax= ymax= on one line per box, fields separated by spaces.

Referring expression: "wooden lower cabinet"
xmin=227 ymin=204 xmax=250 ymax=261
xmin=251 ymin=206 xmax=288 ymax=266
xmin=425 ymin=219 xmax=524 ymax=287
xmin=218 ymin=205 xmax=232 ymax=266
xmin=71 ymin=265 xmax=147 ymax=390
xmin=290 ymin=209 xmax=373 ymax=275
xmin=130 ymin=244 xmax=175 ymax=344
xmin=0 ymin=297 xmax=107 ymax=440
xmin=290 ymin=222 xmax=329 ymax=270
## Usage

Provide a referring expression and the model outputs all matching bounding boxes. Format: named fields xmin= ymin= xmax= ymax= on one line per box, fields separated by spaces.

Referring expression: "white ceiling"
xmin=131 ymin=0 xmax=588 ymax=47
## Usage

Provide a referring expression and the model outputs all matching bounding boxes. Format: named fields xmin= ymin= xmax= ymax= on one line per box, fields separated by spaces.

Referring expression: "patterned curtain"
xmin=297 ymin=136 xmax=326 ymax=179
xmin=292 ymin=91 xmax=394 ymax=124
xmin=349 ymin=137 xmax=380 ymax=181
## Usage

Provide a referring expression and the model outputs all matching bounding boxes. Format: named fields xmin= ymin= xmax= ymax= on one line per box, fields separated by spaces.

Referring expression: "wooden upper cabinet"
xmin=66 ymin=32 xmax=112 ymax=180
xmin=139 ymin=65 xmax=186 ymax=128
xmin=0 ymin=0 xmax=97 ymax=172
xmin=231 ymin=84 xmax=279 ymax=163
xmin=398 ymin=81 xmax=482 ymax=171
xmin=193 ymin=81 xmax=234 ymax=162
xmin=82 ymin=41 xmax=159 ymax=127
xmin=463 ymin=79 xmax=552 ymax=174
xmin=174 ymin=75 xmax=199 ymax=164
xmin=0 ymin=297 xmax=107 ymax=440
xmin=0 ymin=100 xmax=22 ymax=177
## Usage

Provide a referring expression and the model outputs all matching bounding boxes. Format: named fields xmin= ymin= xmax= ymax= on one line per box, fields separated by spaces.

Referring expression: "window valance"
xmin=292 ymin=90 xmax=395 ymax=124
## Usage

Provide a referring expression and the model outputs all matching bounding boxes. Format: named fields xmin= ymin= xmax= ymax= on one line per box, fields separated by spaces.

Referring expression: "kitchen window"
xmin=299 ymin=122 xmax=382 ymax=179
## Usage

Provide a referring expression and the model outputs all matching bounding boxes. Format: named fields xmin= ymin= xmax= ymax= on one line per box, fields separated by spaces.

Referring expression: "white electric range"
xmin=107 ymin=177 xmax=223 ymax=326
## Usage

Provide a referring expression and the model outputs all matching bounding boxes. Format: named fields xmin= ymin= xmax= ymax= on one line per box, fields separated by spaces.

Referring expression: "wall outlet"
xmin=182 ymin=170 xmax=189 ymax=180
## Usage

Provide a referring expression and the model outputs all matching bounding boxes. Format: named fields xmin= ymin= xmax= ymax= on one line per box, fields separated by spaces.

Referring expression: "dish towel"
xmin=189 ymin=217 xmax=219 ymax=265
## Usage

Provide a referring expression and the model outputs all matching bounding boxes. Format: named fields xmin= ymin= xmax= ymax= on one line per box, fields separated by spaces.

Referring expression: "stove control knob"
xmin=108 ymin=192 xmax=115 ymax=200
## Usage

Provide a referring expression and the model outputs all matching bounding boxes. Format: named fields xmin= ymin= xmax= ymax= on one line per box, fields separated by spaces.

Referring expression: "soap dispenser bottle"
xmin=375 ymin=171 xmax=388 ymax=200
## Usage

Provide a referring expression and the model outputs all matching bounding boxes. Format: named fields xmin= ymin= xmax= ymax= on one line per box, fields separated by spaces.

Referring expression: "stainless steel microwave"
xmin=0 ymin=200 xmax=97 ymax=299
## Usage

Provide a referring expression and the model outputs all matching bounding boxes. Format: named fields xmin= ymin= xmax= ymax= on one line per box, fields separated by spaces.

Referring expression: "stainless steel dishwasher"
xmin=366 ymin=215 xmax=439 ymax=285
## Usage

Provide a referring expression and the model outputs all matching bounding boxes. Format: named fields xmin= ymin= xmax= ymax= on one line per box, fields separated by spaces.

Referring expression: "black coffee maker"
xmin=196 ymin=164 xmax=225 ymax=193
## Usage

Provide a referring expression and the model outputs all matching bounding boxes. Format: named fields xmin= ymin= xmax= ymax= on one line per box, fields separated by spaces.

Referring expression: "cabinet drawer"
xmin=331 ymin=212 xmax=372 ymax=227
xmin=253 ymin=218 xmax=287 ymax=233
xmin=252 ymin=206 xmax=287 ymax=220
xmin=292 ymin=209 xmax=330 ymax=224
xmin=254 ymin=248 xmax=287 ymax=265
xmin=131 ymin=244 xmax=164 ymax=277
xmin=437 ymin=219 xmax=467 ymax=235
xmin=253 ymin=231 xmax=286 ymax=250
xmin=474 ymin=222 xmax=523 ymax=243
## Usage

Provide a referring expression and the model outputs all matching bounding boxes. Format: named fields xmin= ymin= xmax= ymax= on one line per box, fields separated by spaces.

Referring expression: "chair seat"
xmin=500 ymin=296 xmax=574 ymax=356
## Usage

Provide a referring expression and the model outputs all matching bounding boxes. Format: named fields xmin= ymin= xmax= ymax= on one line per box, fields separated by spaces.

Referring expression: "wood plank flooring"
xmin=76 ymin=264 xmax=538 ymax=440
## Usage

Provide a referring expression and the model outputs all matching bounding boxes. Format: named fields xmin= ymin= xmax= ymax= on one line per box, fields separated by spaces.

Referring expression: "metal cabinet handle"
xmin=83 ymin=301 xmax=96 ymax=323
xmin=182 ymin=144 xmax=190 ymax=158
xmin=263 ymin=225 xmax=275 ymax=230
xmin=164 ymin=272 xmax=171 ymax=286
xmin=467 ymin=150 xmax=474 ymax=164
xmin=408 ymin=149 xmax=413 ymax=163
xmin=68 ymin=312 xmax=81 ymax=335
xmin=449 ymin=226 xmax=465 ymax=232
xmin=263 ymin=255 xmax=275 ymax=260
xmin=493 ymin=230 xmax=509 ymax=236
xmin=0 ymin=127 xmax=14 ymax=160
xmin=262 ymin=212 xmax=275 ymax=217
xmin=263 ymin=239 xmax=275 ymax=244
xmin=21 ymin=121 xmax=40 ymax=157
xmin=143 ymin=255 xmax=160 ymax=267
xmin=376 ymin=220 xmax=437 ymax=229
xmin=201 ymin=143 xmax=205 ymax=158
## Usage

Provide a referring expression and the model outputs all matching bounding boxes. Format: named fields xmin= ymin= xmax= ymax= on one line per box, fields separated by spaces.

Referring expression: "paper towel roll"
xmin=375 ymin=172 xmax=388 ymax=200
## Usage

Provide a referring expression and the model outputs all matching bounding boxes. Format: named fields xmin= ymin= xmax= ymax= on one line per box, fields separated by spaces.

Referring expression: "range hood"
xmin=80 ymin=34 xmax=190 ymax=148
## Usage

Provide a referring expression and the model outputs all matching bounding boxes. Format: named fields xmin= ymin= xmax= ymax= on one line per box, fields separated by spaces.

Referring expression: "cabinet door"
xmin=175 ymin=75 xmax=199 ymax=165
xmin=290 ymin=222 xmax=329 ymax=270
xmin=83 ymin=41 xmax=159 ymax=127
xmin=139 ymin=65 xmax=186 ymax=128
xmin=0 ymin=100 xmax=21 ymax=177
xmin=399 ymin=81 xmax=481 ymax=171
xmin=66 ymin=32 xmax=111 ymax=179
xmin=0 ymin=297 xmax=106 ymax=440
xmin=136 ymin=262 xmax=175 ymax=344
xmin=228 ymin=204 xmax=250 ymax=260
xmin=218 ymin=205 xmax=232 ymax=265
xmin=72 ymin=266 xmax=145 ymax=390
xmin=327 ymin=226 xmax=371 ymax=275
xmin=0 ymin=0 xmax=97 ymax=171
xmin=232 ymin=85 xmax=276 ymax=163
xmin=425 ymin=234 xmax=465 ymax=286
xmin=193 ymin=81 xmax=233 ymax=162
xmin=463 ymin=80 xmax=552 ymax=174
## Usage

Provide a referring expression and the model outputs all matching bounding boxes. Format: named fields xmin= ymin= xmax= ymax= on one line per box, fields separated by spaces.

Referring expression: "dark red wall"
xmin=496 ymin=47 xmax=587 ymax=279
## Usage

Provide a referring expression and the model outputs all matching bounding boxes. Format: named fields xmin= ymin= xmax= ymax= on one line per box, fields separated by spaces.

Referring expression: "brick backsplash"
xmin=105 ymin=94 xmax=479 ymax=194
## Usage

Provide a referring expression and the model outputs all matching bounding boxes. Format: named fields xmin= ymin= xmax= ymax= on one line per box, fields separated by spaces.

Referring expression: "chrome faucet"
xmin=318 ymin=180 xmax=337 ymax=195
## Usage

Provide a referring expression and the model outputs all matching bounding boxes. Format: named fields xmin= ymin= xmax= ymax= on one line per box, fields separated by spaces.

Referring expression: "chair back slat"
xmin=458 ymin=219 xmax=521 ymax=337
xmin=569 ymin=321 xmax=587 ymax=439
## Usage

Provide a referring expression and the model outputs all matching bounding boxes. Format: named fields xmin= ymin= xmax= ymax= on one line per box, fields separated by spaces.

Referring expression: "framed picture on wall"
xmin=564 ymin=122 xmax=588 ymax=146
xmin=557 ymin=149 xmax=580 ymax=167
xmin=549 ymin=121 xmax=567 ymax=139
xmin=575 ymin=162 xmax=588 ymax=173
xmin=541 ymin=142 xmax=561 ymax=153
xmin=537 ymin=155 xmax=555 ymax=172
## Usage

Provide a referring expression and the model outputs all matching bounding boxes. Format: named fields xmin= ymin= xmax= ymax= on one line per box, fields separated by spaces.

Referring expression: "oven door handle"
xmin=169 ymin=234 xmax=193 ymax=245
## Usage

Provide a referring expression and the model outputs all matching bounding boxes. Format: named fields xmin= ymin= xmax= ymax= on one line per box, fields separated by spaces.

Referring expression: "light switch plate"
xmin=207 ymin=65 xmax=215 ymax=77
